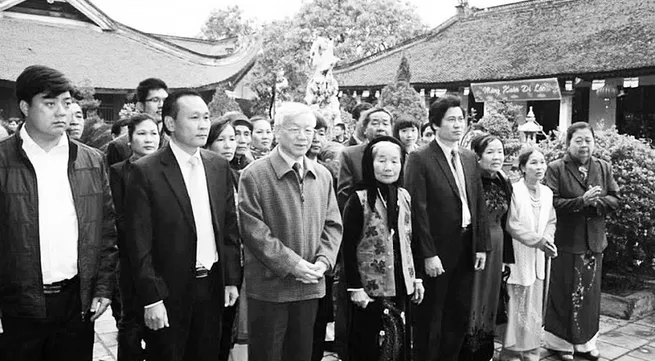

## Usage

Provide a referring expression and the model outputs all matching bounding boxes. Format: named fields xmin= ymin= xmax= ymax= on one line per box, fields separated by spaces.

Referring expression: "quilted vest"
xmin=355 ymin=188 xmax=415 ymax=297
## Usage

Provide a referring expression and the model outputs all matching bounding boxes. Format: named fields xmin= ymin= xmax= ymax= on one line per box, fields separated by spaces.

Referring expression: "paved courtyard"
xmin=93 ymin=310 xmax=655 ymax=361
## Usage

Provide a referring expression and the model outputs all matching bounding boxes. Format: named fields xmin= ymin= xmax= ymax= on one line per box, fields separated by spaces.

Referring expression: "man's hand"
xmin=292 ymin=259 xmax=323 ymax=284
xmin=349 ymin=290 xmax=374 ymax=309
xmin=474 ymin=252 xmax=487 ymax=271
xmin=412 ymin=281 xmax=425 ymax=304
xmin=144 ymin=303 xmax=169 ymax=331
xmin=89 ymin=297 xmax=112 ymax=322
xmin=313 ymin=260 xmax=328 ymax=278
xmin=224 ymin=286 xmax=239 ymax=307
xmin=424 ymin=256 xmax=445 ymax=277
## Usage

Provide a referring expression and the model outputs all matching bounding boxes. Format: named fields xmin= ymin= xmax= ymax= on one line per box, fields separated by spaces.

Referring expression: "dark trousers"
xmin=248 ymin=297 xmax=319 ymax=361
xmin=144 ymin=276 xmax=223 ymax=361
xmin=312 ymin=276 xmax=334 ymax=361
xmin=414 ymin=229 xmax=475 ymax=361
xmin=118 ymin=296 xmax=145 ymax=361
xmin=0 ymin=278 xmax=94 ymax=361
xmin=218 ymin=298 xmax=239 ymax=361
xmin=118 ymin=253 xmax=145 ymax=361
xmin=332 ymin=262 xmax=351 ymax=361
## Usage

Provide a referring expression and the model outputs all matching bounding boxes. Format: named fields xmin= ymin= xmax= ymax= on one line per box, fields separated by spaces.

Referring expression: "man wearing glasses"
xmin=106 ymin=78 xmax=168 ymax=166
xmin=238 ymin=102 xmax=342 ymax=361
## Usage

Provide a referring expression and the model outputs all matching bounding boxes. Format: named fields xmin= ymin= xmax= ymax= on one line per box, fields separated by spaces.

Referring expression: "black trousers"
xmin=117 ymin=254 xmax=145 ymax=361
xmin=414 ymin=229 xmax=475 ymax=361
xmin=0 ymin=278 xmax=95 ymax=361
xmin=248 ymin=297 xmax=319 ymax=361
xmin=311 ymin=276 xmax=334 ymax=361
xmin=144 ymin=276 xmax=223 ymax=361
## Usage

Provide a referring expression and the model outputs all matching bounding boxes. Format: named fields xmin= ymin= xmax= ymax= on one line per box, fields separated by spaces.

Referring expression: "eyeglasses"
xmin=284 ymin=127 xmax=315 ymax=137
xmin=145 ymin=97 xmax=166 ymax=104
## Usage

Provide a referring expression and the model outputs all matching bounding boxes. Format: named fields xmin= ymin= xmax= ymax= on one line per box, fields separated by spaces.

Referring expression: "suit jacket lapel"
xmin=429 ymin=141 xmax=460 ymax=197
xmin=587 ymin=158 xmax=602 ymax=187
xmin=460 ymin=149 xmax=475 ymax=205
xmin=563 ymin=154 xmax=586 ymax=189
xmin=160 ymin=146 xmax=196 ymax=233
xmin=201 ymin=150 xmax=221 ymax=237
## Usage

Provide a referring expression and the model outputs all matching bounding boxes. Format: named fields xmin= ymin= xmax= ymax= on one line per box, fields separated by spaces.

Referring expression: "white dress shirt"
xmin=169 ymin=140 xmax=218 ymax=270
xmin=435 ymin=137 xmax=471 ymax=228
xmin=20 ymin=126 xmax=78 ymax=284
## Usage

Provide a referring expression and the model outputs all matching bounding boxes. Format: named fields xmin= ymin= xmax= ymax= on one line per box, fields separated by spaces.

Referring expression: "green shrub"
xmin=478 ymin=111 xmax=522 ymax=160
xmin=540 ymin=127 xmax=655 ymax=279
xmin=378 ymin=55 xmax=427 ymax=125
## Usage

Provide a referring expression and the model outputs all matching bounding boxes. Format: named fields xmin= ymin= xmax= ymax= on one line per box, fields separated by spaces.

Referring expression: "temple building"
xmin=0 ymin=0 xmax=259 ymax=120
xmin=334 ymin=0 xmax=655 ymax=141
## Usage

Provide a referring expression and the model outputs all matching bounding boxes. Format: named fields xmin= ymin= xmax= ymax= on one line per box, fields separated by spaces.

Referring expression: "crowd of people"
xmin=0 ymin=65 xmax=620 ymax=361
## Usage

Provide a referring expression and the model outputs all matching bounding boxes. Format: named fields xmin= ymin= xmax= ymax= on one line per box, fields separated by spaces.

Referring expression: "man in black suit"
xmin=404 ymin=95 xmax=490 ymax=361
xmin=124 ymin=90 xmax=241 ymax=361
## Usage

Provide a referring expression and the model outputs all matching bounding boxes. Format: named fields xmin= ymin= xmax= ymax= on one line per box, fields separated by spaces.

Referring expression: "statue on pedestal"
xmin=305 ymin=36 xmax=341 ymax=126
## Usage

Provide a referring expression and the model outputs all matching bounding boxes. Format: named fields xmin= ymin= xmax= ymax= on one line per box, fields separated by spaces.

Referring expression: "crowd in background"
xmin=0 ymin=65 xmax=620 ymax=361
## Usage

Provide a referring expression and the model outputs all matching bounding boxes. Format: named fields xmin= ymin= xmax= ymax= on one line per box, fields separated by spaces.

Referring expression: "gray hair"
xmin=274 ymin=102 xmax=316 ymax=130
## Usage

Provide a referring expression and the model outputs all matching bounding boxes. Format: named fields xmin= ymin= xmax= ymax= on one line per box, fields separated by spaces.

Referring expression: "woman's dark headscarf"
xmin=358 ymin=136 xmax=405 ymax=226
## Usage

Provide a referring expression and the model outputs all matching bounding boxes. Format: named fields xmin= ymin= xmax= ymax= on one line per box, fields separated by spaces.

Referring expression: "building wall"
xmin=0 ymin=83 xmax=19 ymax=119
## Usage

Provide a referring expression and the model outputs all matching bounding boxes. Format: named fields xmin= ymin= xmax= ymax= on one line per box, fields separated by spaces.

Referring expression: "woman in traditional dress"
xmin=461 ymin=135 xmax=514 ymax=361
xmin=342 ymin=136 xmax=425 ymax=361
xmin=249 ymin=115 xmax=273 ymax=160
xmin=501 ymin=147 xmax=558 ymax=361
xmin=544 ymin=122 xmax=619 ymax=361
xmin=204 ymin=118 xmax=246 ymax=361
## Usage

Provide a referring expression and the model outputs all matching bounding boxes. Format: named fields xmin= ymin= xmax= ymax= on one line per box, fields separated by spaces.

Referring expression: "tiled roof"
xmin=0 ymin=16 xmax=259 ymax=91
xmin=152 ymin=34 xmax=240 ymax=57
xmin=334 ymin=0 xmax=655 ymax=88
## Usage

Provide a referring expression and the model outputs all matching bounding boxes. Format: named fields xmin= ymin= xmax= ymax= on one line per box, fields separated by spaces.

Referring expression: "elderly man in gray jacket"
xmin=238 ymin=102 xmax=342 ymax=361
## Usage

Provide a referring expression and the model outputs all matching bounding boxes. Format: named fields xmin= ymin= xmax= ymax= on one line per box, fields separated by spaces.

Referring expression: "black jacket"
xmin=0 ymin=130 xmax=118 ymax=318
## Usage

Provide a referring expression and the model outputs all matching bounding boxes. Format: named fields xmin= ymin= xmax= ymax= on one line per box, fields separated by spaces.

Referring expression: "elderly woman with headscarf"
xmin=341 ymin=136 xmax=425 ymax=361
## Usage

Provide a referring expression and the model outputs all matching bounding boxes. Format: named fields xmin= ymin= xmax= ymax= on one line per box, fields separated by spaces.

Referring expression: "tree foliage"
xmin=201 ymin=5 xmax=254 ymax=40
xmin=378 ymin=55 xmax=426 ymax=125
xmin=477 ymin=101 xmax=524 ymax=159
xmin=208 ymin=85 xmax=243 ymax=118
xmin=242 ymin=0 xmax=427 ymax=115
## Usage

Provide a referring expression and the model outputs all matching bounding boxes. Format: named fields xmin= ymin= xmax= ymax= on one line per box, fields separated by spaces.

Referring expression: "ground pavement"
xmin=93 ymin=310 xmax=655 ymax=361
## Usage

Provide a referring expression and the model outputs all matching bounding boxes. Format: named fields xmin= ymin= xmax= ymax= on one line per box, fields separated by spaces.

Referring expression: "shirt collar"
xmin=277 ymin=146 xmax=304 ymax=170
xmin=20 ymin=125 xmax=69 ymax=154
xmin=169 ymin=138 xmax=200 ymax=167
xmin=270 ymin=146 xmax=317 ymax=180
xmin=435 ymin=136 xmax=457 ymax=158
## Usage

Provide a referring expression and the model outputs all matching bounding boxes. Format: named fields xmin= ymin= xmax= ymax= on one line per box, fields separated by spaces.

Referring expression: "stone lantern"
xmin=518 ymin=106 xmax=542 ymax=143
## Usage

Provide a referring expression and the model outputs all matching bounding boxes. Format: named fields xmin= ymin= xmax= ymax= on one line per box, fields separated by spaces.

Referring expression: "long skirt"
xmin=460 ymin=222 xmax=504 ymax=361
xmin=503 ymin=280 xmax=544 ymax=354
xmin=544 ymin=252 xmax=602 ymax=348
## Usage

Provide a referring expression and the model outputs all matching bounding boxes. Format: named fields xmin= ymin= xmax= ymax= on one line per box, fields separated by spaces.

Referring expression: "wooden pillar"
xmin=559 ymin=90 xmax=574 ymax=132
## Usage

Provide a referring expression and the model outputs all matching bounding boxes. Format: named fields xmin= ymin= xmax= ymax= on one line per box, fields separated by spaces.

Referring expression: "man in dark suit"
xmin=404 ymin=95 xmax=490 ymax=361
xmin=336 ymin=107 xmax=393 ymax=210
xmin=106 ymin=78 xmax=168 ymax=166
xmin=124 ymin=90 xmax=241 ymax=361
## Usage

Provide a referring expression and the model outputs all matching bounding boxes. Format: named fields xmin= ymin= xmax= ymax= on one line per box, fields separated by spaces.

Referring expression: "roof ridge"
xmin=468 ymin=0 xmax=581 ymax=18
